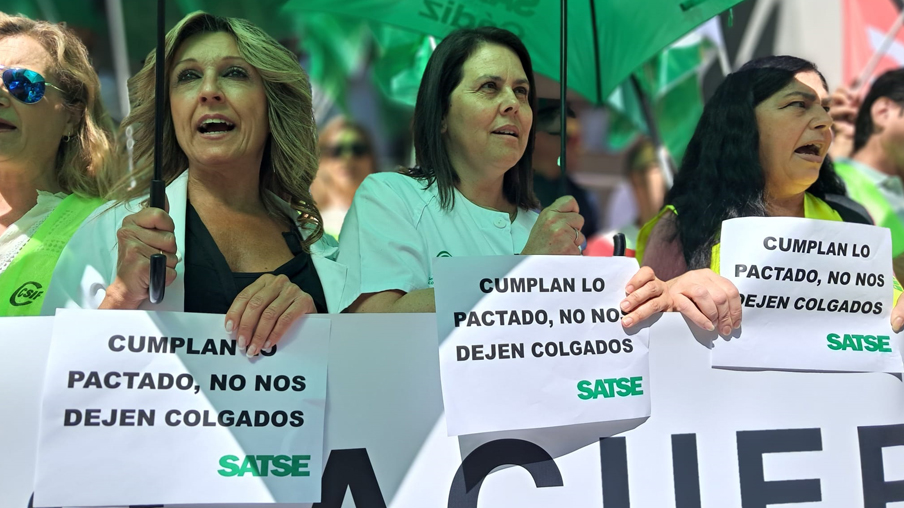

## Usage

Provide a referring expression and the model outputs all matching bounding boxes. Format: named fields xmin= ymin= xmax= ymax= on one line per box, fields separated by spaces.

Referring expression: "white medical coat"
xmin=42 ymin=171 xmax=352 ymax=314
xmin=337 ymin=172 xmax=539 ymax=311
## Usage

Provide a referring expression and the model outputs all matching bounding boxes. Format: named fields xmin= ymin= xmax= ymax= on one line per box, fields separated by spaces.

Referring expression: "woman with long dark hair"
xmin=639 ymin=55 xmax=904 ymax=333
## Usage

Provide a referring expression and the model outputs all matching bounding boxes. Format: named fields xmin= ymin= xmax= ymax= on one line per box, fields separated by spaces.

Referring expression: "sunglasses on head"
xmin=0 ymin=65 xmax=63 ymax=104
xmin=327 ymin=142 xmax=369 ymax=158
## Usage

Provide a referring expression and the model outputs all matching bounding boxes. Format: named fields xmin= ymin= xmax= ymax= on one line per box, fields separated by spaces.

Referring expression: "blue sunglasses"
xmin=0 ymin=65 xmax=63 ymax=104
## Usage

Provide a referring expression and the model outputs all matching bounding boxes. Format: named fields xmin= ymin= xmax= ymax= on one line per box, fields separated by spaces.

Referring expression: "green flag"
xmin=370 ymin=25 xmax=434 ymax=107
xmin=606 ymin=35 xmax=713 ymax=163
xmin=281 ymin=0 xmax=744 ymax=105
xmin=294 ymin=12 xmax=370 ymax=110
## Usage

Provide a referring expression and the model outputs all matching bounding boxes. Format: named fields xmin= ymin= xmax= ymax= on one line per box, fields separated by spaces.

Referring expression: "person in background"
xmin=531 ymin=98 xmax=600 ymax=238
xmin=311 ymin=116 xmax=377 ymax=239
xmin=827 ymin=85 xmax=859 ymax=161
xmin=639 ymin=55 xmax=904 ymax=334
xmin=830 ymin=69 xmax=904 ymax=266
xmin=338 ymin=27 xmax=673 ymax=329
xmin=585 ymin=138 xmax=664 ymax=257
xmin=44 ymin=13 xmax=352 ymax=357
xmin=0 ymin=13 xmax=116 ymax=316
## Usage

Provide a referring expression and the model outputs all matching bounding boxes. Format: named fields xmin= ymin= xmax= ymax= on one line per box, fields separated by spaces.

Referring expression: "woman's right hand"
xmin=666 ymin=269 xmax=742 ymax=335
xmin=520 ymin=196 xmax=584 ymax=255
xmin=100 ymin=207 xmax=178 ymax=309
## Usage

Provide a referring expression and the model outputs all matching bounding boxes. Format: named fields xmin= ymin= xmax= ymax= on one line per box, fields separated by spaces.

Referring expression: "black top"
xmin=183 ymin=202 xmax=327 ymax=314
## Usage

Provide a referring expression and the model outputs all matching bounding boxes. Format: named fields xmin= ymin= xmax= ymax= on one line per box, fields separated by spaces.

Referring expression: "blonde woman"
xmin=0 ymin=14 xmax=116 ymax=316
xmin=44 ymin=12 xmax=352 ymax=356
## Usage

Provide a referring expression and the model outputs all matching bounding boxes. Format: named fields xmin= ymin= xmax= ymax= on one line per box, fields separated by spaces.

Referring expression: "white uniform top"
xmin=42 ymin=170 xmax=353 ymax=314
xmin=337 ymin=172 xmax=538 ymax=311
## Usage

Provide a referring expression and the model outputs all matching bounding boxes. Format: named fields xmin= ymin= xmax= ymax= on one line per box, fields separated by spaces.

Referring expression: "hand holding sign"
xmin=892 ymin=293 xmax=904 ymax=332
xmin=667 ymin=269 xmax=742 ymax=335
xmin=101 ymin=204 xmax=178 ymax=310
xmin=620 ymin=266 xmax=672 ymax=328
xmin=225 ymin=273 xmax=317 ymax=357
xmin=520 ymin=196 xmax=584 ymax=255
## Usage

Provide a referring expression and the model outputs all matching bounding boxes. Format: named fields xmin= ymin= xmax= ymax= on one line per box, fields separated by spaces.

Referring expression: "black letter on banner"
xmin=25 ymin=495 xmax=159 ymax=508
xmin=313 ymin=448 xmax=386 ymax=508
xmin=27 ymin=493 xmax=59 ymax=508
xmin=737 ymin=429 xmax=822 ymax=507
xmin=448 ymin=439 xmax=563 ymax=508
xmin=672 ymin=434 xmax=701 ymax=508
xmin=859 ymin=423 xmax=904 ymax=506
xmin=600 ymin=437 xmax=630 ymax=506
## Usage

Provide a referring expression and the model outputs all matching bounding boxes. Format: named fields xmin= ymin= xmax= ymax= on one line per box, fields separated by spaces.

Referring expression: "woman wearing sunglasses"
xmin=311 ymin=116 xmax=377 ymax=239
xmin=44 ymin=13 xmax=352 ymax=357
xmin=0 ymin=14 xmax=116 ymax=317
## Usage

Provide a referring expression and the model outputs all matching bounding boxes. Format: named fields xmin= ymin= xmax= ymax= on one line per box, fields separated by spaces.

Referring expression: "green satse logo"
xmin=10 ymin=281 xmax=43 ymax=306
xmin=218 ymin=454 xmax=310 ymax=477
xmin=577 ymin=377 xmax=644 ymax=399
xmin=826 ymin=333 xmax=892 ymax=352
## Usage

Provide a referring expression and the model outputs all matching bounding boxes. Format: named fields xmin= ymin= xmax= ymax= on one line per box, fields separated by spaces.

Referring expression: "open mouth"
xmin=198 ymin=119 xmax=235 ymax=134
xmin=0 ymin=119 xmax=16 ymax=131
xmin=492 ymin=129 xmax=518 ymax=138
xmin=794 ymin=144 xmax=821 ymax=156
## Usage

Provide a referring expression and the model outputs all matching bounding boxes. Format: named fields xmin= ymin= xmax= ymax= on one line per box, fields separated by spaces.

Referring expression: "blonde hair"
xmin=0 ymin=13 xmax=117 ymax=197
xmin=111 ymin=12 xmax=323 ymax=248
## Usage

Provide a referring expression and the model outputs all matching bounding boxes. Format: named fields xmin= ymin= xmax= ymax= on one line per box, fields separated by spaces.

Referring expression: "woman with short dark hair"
xmin=338 ymin=27 xmax=671 ymax=328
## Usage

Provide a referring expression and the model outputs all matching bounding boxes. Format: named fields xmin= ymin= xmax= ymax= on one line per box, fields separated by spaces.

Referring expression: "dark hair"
xmin=853 ymin=68 xmax=904 ymax=153
xmin=535 ymin=98 xmax=575 ymax=132
xmin=408 ymin=26 xmax=538 ymax=210
xmin=667 ymin=55 xmax=845 ymax=269
xmin=317 ymin=115 xmax=377 ymax=171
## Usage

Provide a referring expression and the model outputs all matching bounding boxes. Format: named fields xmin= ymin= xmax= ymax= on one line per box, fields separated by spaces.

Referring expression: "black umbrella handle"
xmin=149 ymin=0 xmax=166 ymax=305
xmin=613 ymin=233 xmax=626 ymax=257
xmin=148 ymin=180 xmax=166 ymax=304
xmin=558 ymin=0 xmax=568 ymax=197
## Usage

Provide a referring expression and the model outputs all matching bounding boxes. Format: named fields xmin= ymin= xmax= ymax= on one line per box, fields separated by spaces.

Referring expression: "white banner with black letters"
xmin=3 ymin=313 xmax=903 ymax=507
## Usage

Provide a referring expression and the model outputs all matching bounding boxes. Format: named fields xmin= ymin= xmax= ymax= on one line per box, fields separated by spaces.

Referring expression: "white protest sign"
xmin=717 ymin=217 xmax=902 ymax=372
xmin=5 ymin=314 xmax=904 ymax=507
xmin=0 ymin=317 xmax=52 ymax=508
xmin=33 ymin=309 xmax=329 ymax=507
xmin=433 ymin=256 xmax=650 ymax=436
